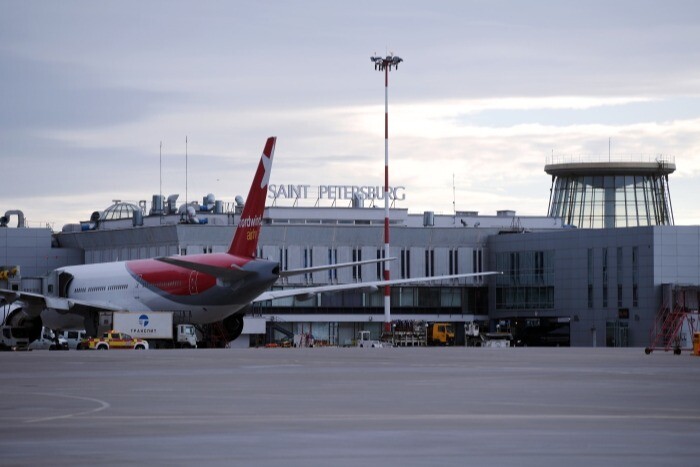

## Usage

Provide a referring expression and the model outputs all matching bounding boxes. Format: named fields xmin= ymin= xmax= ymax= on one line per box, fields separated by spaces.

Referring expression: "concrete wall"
xmin=488 ymin=226 xmax=700 ymax=347
xmin=0 ymin=227 xmax=82 ymax=279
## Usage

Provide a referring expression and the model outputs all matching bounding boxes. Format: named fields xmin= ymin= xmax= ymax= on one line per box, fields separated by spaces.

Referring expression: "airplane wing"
xmin=0 ymin=288 xmax=125 ymax=318
xmin=253 ymin=271 xmax=502 ymax=302
xmin=0 ymin=289 xmax=47 ymax=316
xmin=155 ymin=256 xmax=395 ymax=280
xmin=279 ymin=257 xmax=396 ymax=278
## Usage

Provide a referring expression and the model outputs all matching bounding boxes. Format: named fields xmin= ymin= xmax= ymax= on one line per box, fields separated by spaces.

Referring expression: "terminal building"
xmin=2 ymin=155 xmax=698 ymax=348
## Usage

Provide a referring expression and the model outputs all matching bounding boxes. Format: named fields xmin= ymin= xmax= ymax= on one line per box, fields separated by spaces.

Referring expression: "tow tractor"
xmin=465 ymin=321 xmax=481 ymax=347
xmin=356 ymin=330 xmax=384 ymax=348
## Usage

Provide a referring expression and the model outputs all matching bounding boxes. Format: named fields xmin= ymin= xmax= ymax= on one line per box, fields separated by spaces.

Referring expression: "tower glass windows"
xmin=547 ymin=163 xmax=674 ymax=229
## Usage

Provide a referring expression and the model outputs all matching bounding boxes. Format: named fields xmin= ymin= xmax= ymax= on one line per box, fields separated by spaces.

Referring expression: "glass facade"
xmin=100 ymin=202 xmax=140 ymax=221
xmin=495 ymin=250 xmax=555 ymax=310
xmin=548 ymin=174 xmax=673 ymax=228
xmin=258 ymin=285 xmax=489 ymax=314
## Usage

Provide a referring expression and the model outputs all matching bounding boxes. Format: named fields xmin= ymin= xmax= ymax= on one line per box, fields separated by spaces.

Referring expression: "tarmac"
xmin=1 ymin=347 xmax=699 ymax=466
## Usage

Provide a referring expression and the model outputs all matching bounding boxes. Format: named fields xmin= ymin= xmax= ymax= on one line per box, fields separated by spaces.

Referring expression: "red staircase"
xmin=646 ymin=286 xmax=698 ymax=355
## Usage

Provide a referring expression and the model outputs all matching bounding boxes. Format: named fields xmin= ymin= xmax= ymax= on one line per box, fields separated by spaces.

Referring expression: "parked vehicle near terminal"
xmin=60 ymin=330 xmax=86 ymax=350
xmin=78 ymin=330 xmax=149 ymax=350
xmin=465 ymin=321 xmax=481 ymax=347
xmin=102 ymin=312 xmax=198 ymax=348
xmin=427 ymin=323 xmax=455 ymax=346
xmin=174 ymin=324 xmax=198 ymax=348
xmin=481 ymin=332 xmax=513 ymax=347
xmin=356 ymin=330 xmax=383 ymax=348
xmin=28 ymin=327 xmax=68 ymax=350
xmin=0 ymin=325 xmax=29 ymax=351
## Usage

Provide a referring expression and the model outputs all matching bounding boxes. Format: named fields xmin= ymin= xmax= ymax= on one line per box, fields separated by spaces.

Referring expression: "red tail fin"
xmin=228 ymin=137 xmax=276 ymax=257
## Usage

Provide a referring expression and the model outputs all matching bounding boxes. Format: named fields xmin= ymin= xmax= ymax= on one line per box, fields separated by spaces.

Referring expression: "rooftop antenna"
xmin=185 ymin=136 xmax=188 ymax=207
xmin=609 ymin=137 xmax=611 ymax=162
xmin=452 ymin=173 xmax=456 ymax=223
xmin=159 ymin=141 xmax=163 ymax=207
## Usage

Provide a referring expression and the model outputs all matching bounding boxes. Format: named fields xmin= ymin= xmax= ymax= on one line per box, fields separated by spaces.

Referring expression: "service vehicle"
xmin=356 ymin=330 xmax=383 ymax=348
xmin=78 ymin=330 xmax=149 ymax=350
xmin=60 ymin=330 xmax=86 ymax=350
xmin=481 ymin=331 xmax=513 ymax=348
xmin=102 ymin=311 xmax=198 ymax=348
xmin=28 ymin=327 xmax=69 ymax=351
xmin=427 ymin=322 xmax=455 ymax=346
xmin=465 ymin=321 xmax=481 ymax=347
xmin=174 ymin=324 xmax=198 ymax=348
xmin=392 ymin=320 xmax=427 ymax=347
xmin=480 ymin=321 xmax=513 ymax=347
xmin=0 ymin=325 xmax=29 ymax=351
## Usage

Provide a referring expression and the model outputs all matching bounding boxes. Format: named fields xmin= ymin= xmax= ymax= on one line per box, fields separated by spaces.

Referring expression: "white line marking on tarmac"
xmin=55 ymin=412 xmax=700 ymax=423
xmin=25 ymin=393 xmax=111 ymax=423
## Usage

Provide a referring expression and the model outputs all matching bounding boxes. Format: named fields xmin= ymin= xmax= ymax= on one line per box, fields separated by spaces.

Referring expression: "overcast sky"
xmin=2 ymin=0 xmax=700 ymax=229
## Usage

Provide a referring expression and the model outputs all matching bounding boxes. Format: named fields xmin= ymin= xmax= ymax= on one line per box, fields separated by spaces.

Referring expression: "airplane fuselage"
xmin=1 ymin=136 xmax=499 ymax=340
xmin=43 ymin=253 xmax=280 ymax=327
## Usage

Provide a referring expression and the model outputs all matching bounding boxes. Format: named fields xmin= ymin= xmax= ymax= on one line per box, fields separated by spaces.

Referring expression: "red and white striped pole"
xmin=371 ymin=54 xmax=402 ymax=335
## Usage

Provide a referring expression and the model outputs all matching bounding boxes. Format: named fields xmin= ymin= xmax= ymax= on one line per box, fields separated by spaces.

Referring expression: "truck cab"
xmin=427 ymin=323 xmax=455 ymax=346
xmin=356 ymin=330 xmax=383 ymax=348
xmin=465 ymin=321 xmax=481 ymax=347
xmin=28 ymin=327 xmax=69 ymax=351
xmin=0 ymin=325 xmax=30 ymax=351
xmin=176 ymin=324 xmax=198 ymax=348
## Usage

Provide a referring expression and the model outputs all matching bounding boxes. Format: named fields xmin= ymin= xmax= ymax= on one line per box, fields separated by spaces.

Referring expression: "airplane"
xmin=0 ymin=137 xmax=499 ymax=342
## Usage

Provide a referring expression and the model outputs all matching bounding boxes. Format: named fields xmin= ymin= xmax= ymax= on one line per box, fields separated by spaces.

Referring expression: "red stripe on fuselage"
xmin=126 ymin=253 xmax=250 ymax=296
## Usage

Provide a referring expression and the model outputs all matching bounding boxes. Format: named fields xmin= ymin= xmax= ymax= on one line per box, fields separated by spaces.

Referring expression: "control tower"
xmin=545 ymin=155 xmax=675 ymax=228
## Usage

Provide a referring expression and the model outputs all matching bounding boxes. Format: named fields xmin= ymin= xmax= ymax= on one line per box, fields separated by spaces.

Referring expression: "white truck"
xmin=0 ymin=325 xmax=29 ymax=351
xmin=102 ymin=311 xmax=198 ymax=348
xmin=60 ymin=330 xmax=86 ymax=350
xmin=465 ymin=321 xmax=481 ymax=347
xmin=28 ymin=327 xmax=69 ymax=351
xmin=356 ymin=330 xmax=384 ymax=348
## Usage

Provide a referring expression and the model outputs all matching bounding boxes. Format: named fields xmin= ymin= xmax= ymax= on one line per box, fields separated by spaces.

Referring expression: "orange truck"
xmin=427 ymin=323 xmax=455 ymax=346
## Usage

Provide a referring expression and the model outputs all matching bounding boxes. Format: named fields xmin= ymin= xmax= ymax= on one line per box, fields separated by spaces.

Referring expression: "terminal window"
xmin=495 ymin=250 xmax=554 ymax=310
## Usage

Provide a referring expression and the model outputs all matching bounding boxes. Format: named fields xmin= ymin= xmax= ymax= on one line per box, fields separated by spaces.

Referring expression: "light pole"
xmin=370 ymin=53 xmax=402 ymax=335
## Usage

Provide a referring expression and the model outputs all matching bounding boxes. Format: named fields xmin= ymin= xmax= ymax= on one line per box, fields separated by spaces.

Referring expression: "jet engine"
xmin=1 ymin=303 xmax=43 ymax=342
xmin=222 ymin=313 xmax=245 ymax=342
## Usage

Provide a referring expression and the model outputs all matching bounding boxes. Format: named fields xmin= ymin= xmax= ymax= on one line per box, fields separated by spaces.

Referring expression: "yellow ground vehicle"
xmin=427 ymin=323 xmax=455 ymax=346
xmin=78 ymin=330 xmax=149 ymax=350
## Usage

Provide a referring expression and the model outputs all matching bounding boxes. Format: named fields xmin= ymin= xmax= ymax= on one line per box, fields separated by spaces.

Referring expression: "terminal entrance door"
xmin=510 ymin=317 xmax=570 ymax=346
xmin=606 ymin=320 xmax=629 ymax=347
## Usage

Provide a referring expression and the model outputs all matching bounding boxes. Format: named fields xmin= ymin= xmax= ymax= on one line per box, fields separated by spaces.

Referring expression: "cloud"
xmin=6 ymin=91 xmax=700 ymax=227
xmin=2 ymin=1 xmax=700 ymax=227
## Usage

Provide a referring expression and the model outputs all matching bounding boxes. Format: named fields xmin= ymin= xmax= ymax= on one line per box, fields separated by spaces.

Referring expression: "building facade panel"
xmin=5 ymin=194 xmax=698 ymax=349
xmin=488 ymin=228 xmax=658 ymax=347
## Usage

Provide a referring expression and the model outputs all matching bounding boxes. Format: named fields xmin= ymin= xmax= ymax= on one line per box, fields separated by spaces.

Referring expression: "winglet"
xmin=228 ymin=137 xmax=276 ymax=257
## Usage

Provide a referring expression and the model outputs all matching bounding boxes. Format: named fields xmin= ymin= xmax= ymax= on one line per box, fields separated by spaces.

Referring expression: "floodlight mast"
xmin=370 ymin=53 xmax=402 ymax=335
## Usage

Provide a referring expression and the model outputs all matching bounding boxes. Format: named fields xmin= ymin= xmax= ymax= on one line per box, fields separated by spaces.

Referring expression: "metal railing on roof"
xmin=546 ymin=154 xmax=675 ymax=165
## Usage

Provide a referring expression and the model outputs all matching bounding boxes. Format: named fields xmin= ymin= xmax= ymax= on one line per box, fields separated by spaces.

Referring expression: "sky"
xmin=2 ymin=0 xmax=700 ymax=229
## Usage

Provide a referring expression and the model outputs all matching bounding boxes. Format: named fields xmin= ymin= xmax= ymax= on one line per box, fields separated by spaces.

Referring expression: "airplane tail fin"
xmin=228 ymin=137 xmax=276 ymax=257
